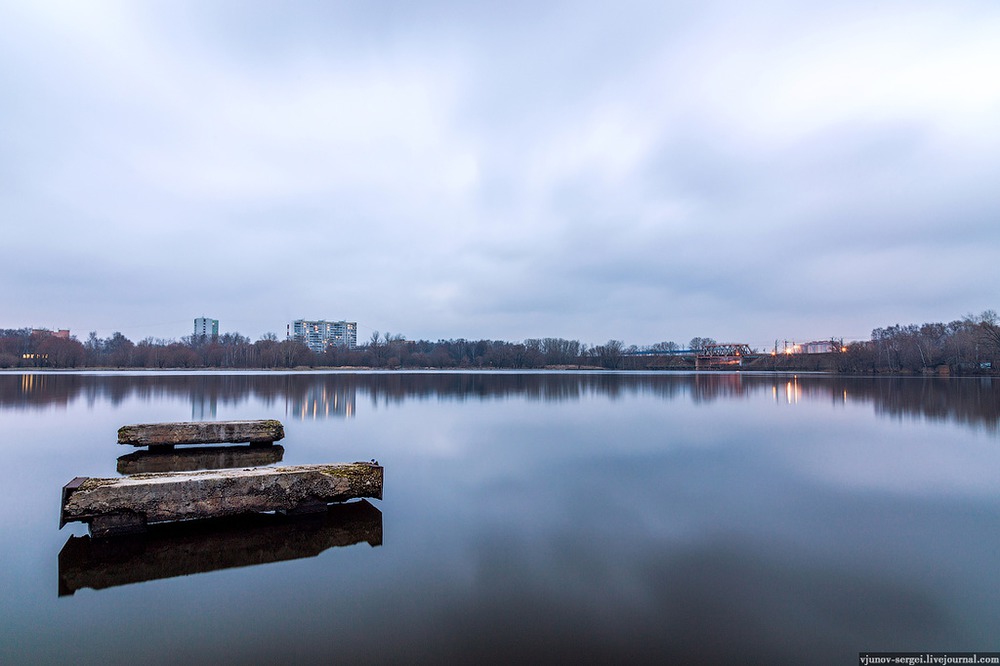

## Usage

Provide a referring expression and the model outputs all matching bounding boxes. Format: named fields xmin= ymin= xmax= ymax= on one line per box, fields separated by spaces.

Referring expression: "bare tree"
xmin=973 ymin=310 xmax=1000 ymax=352
xmin=593 ymin=339 xmax=624 ymax=369
xmin=689 ymin=337 xmax=716 ymax=352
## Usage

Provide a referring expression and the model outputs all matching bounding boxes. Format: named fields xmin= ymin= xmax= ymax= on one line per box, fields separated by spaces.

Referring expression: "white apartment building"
xmin=290 ymin=320 xmax=357 ymax=352
xmin=194 ymin=317 xmax=219 ymax=337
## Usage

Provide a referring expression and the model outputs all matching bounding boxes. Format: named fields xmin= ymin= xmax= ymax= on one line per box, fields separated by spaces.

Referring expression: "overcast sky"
xmin=2 ymin=1 xmax=999 ymax=348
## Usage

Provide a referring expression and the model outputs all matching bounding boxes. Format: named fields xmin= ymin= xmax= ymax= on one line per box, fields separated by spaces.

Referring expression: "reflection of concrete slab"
xmin=58 ymin=499 xmax=382 ymax=596
xmin=117 ymin=444 xmax=285 ymax=474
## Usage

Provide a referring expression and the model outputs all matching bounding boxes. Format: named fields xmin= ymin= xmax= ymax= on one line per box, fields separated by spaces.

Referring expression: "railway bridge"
xmin=625 ymin=343 xmax=760 ymax=368
xmin=694 ymin=343 xmax=759 ymax=368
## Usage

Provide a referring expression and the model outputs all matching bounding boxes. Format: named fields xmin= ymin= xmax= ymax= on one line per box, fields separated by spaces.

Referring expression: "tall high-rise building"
xmin=194 ymin=317 xmax=219 ymax=337
xmin=290 ymin=320 xmax=357 ymax=352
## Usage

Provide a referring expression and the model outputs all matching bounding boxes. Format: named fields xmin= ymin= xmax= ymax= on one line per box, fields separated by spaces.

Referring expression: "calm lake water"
xmin=1 ymin=371 xmax=998 ymax=664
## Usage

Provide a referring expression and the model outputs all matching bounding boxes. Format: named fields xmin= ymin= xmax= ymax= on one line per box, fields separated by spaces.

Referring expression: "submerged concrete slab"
xmin=117 ymin=419 xmax=285 ymax=447
xmin=61 ymin=462 xmax=383 ymax=537
xmin=116 ymin=444 xmax=285 ymax=475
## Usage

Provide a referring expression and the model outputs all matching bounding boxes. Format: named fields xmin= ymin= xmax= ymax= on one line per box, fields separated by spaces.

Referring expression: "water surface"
xmin=1 ymin=371 xmax=998 ymax=664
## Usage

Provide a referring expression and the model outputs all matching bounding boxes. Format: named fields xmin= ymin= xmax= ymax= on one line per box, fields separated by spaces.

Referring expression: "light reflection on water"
xmin=1 ymin=371 xmax=998 ymax=664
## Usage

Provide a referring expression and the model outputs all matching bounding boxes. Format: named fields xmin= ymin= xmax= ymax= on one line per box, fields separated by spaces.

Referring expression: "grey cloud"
xmin=2 ymin=0 xmax=1000 ymax=345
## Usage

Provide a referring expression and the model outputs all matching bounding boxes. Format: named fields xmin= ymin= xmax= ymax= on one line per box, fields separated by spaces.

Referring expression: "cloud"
xmin=2 ymin=0 xmax=999 ymax=344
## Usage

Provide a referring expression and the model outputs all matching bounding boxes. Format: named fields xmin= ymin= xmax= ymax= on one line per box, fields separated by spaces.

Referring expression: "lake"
xmin=1 ymin=371 xmax=998 ymax=664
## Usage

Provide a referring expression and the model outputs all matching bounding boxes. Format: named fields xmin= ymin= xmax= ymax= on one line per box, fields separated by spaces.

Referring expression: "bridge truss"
xmin=696 ymin=343 xmax=758 ymax=368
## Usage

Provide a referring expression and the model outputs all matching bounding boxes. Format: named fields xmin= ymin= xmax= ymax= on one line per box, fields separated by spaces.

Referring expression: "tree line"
xmin=2 ymin=311 xmax=999 ymax=372
xmin=829 ymin=311 xmax=1000 ymax=374
xmin=0 ymin=329 xmax=601 ymax=369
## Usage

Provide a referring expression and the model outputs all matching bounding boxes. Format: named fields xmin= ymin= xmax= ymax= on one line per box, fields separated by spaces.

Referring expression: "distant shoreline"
xmin=3 ymin=366 xmax=983 ymax=376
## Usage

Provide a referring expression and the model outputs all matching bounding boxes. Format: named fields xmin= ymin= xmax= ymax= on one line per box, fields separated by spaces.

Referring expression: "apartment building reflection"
xmin=286 ymin=383 xmax=356 ymax=420
xmin=191 ymin=389 xmax=218 ymax=420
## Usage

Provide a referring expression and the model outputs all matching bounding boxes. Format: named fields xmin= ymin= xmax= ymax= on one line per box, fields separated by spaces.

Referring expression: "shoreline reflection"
xmin=3 ymin=372 xmax=998 ymax=431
